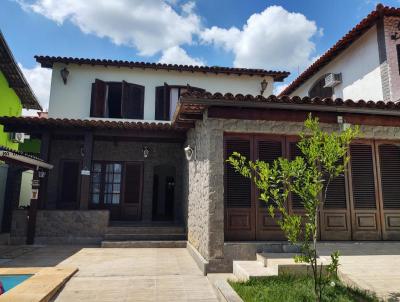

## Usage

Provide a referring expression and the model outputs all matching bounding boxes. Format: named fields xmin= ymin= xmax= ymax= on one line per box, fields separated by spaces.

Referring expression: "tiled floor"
xmin=318 ymin=242 xmax=400 ymax=302
xmin=1 ymin=246 xmax=218 ymax=302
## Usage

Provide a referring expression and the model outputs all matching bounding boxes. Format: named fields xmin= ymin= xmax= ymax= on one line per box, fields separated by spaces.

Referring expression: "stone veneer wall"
xmin=186 ymin=112 xmax=400 ymax=272
xmin=10 ymin=209 xmax=109 ymax=244
xmin=384 ymin=16 xmax=400 ymax=102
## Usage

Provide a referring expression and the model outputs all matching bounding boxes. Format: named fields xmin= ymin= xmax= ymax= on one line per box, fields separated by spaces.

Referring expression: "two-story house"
xmin=2 ymin=7 xmax=400 ymax=273
xmin=0 ymin=31 xmax=41 ymax=235
xmin=280 ymin=4 xmax=400 ymax=103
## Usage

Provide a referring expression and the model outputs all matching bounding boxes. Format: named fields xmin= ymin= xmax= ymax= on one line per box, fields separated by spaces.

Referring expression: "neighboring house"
xmin=1 ymin=7 xmax=400 ymax=273
xmin=280 ymin=4 xmax=400 ymax=102
xmin=0 ymin=31 xmax=41 ymax=233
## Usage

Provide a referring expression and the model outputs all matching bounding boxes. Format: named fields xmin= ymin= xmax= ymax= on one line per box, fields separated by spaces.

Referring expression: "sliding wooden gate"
xmin=224 ymin=134 xmax=400 ymax=241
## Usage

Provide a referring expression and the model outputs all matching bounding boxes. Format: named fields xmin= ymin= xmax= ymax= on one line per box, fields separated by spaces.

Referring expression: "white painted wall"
xmin=290 ymin=26 xmax=383 ymax=101
xmin=48 ymin=64 xmax=274 ymax=120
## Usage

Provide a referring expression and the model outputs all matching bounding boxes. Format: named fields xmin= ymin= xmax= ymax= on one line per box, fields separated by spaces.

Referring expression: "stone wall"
xmin=10 ymin=209 xmax=109 ymax=244
xmin=186 ymin=113 xmax=400 ymax=272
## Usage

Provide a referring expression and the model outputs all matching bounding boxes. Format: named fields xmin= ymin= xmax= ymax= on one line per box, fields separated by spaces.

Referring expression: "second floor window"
xmin=155 ymin=84 xmax=204 ymax=120
xmin=90 ymin=79 xmax=144 ymax=119
xmin=308 ymin=76 xmax=333 ymax=99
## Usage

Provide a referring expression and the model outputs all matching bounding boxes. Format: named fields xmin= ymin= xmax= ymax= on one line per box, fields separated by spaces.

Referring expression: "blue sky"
xmin=1 ymin=0 xmax=399 ymax=110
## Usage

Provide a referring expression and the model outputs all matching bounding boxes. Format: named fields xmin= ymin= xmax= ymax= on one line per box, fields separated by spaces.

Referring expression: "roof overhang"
xmin=0 ymin=148 xmax=53 ymax=170
xmin=173 ymin=92 xmax=400 ymax=128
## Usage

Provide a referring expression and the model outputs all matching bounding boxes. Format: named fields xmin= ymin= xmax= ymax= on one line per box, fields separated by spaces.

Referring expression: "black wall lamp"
xmin=60 ymin=67 xmax=69 ymax=85
xmin=260 ymin=79 xmax=268 ymax=96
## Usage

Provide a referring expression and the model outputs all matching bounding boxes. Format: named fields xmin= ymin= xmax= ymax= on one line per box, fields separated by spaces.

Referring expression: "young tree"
xmin=227 ymin=114 xmax=358 ymax=301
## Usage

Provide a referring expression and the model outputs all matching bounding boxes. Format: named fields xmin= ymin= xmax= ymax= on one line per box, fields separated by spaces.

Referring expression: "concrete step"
xmin=101 ymin=240 xmax=187 ymax=248
xmin=233 ymin=260 xmax=278 ymax=282
xmin=256 ymin=253 xmax=299 ymax=267
xmin=105 ymin=226 xmax=186 ymax=235
xmin=104 ymin=233 xmax=187 ymax=241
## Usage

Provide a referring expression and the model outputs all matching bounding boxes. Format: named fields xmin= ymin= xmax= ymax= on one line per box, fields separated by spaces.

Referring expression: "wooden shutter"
xmin=90 ymin=79 xmax=107 ymax=117
xmin=121 ymin=82 xmax=144 ymax=119
xmin=225 ymin=139 xmax=251 ymax=208
xmin=155 ymin=84 xmax=170 ymax=120
xmin=124 ymin=163 xmax=142 ymax=204
xmin=378 ymin=144 xmax=400 ymax=209
xmin=324 ymin=158 xmax=347 ymax=209
xmin=350 ymin=144 xmax=376 ymax=209
xmin=59 ymin=161 xmax=80 ymax=208
xmin=288 ymin=141 xmax=303 ymax=209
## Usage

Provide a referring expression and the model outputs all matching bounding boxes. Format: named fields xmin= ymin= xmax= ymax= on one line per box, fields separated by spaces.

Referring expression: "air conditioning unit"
xmin=324 ymin=73 xmax=342 ymax=88
xmin=10 ymin=132 xmax=26 ymax=143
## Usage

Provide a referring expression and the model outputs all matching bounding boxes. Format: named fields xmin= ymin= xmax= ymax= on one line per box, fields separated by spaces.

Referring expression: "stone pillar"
xmin=79 ymin=132 xmax=93 ymax=210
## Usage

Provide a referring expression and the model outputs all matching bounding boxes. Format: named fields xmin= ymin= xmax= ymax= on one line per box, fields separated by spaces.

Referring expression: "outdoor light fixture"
xmin=60 ymin=67 xmax=69 ymax=85
xmin=38 ymin=170 xmax=46 ymax=178
xmin=143 ymin=146 xmax=150 ymax=158
xmin=184 ymin=145 xmax=195 ymax=161
xmin=260 ymin=79 xmax=268 ymax=96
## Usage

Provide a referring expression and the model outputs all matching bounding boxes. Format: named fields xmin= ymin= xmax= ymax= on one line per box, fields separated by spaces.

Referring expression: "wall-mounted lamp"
xmin=184 ymin=145 xmax=195 ymax=161
xmin=143 ymin=146 xmax=150 ymax=159
xmin=60 ymin=67 xmax=69 ymax=85
xmin=260 ymin=79 xmax=268 ymax=96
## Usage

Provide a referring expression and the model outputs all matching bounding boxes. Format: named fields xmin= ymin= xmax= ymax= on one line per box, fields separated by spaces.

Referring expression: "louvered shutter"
xmin=324 ymin=158 xmax=347 ymax=209
xmin=122 ymin=82 xmax=144 ymax=119
xmin=257 ymin=140 xmax=283 ymax=206
xmin=378 ymin=144 xmax=400 ymax=209
xmin=90 ymin=79 xmax=107 ymax=117
xmin=225 ymin=139 xmax=251 ymax=208
xmin=288 ymin=141 xmax=304 ymax=209
xmin=155 ymin=84 xmax=170 ymax=120
xmin=350 ymin=144 xmax=376 ymax=209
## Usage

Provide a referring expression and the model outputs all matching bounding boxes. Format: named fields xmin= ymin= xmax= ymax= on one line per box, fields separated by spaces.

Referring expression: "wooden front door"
xmin=121 ymin=162 xmax=143 ymax=220
xmin=58 ymin=160 xmax=81 ymax=209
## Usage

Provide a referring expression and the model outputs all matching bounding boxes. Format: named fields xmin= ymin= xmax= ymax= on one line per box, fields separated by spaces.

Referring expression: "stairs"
xmin=101 ymin=224 xmax=187 ymax=248
xmin=233 ymin=253 xmax=327 ymax=281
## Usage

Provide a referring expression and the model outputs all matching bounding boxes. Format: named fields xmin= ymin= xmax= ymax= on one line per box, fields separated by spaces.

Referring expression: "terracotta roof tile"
xmin=35 ymin=56 xmax=289 ymax=81
xmin=279 ymin=4 xmax=400 ymax=96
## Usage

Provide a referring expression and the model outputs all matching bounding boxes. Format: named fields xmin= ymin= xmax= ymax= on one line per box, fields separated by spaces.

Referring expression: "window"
xmin=308 ymin=75 xmax=333 ymax=98
xmin=155 ymin=84 xmax=204 ymax=120
xmin=90 ymin=162 xmax=122 ymax=205
xmin=90 ymin=79 xmax=144 ymax=119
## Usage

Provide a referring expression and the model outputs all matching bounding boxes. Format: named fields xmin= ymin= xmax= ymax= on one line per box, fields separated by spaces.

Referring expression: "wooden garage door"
xmin=376 ymin=142 xmax=400 ymax=240
xmin=349 ymin=142 xmax=382 ymax=240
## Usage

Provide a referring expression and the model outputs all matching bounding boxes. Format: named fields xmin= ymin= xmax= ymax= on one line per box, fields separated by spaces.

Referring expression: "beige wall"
xmin=48 ymin=63 xmax=274 ymax=120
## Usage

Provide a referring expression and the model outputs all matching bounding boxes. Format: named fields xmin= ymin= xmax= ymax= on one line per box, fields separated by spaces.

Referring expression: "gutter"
xmin=0 ymin=150 xmax=53 ymax=170
xmin=179 ymin=97 xmax=400 ymax=117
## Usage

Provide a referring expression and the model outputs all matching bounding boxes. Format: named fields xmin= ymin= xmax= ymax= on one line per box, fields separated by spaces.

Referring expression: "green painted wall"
xmin=0 ymin=71 xmax=22 ymax=150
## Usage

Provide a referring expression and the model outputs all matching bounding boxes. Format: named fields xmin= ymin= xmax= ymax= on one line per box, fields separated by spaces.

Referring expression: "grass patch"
xmin=229 ymin=275 xmax=379 ymax=302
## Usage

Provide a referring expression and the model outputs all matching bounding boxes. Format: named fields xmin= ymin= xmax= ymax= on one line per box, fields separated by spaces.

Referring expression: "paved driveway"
xmin=318 ymin=242 xmax=400 ymax=302
xmin=54 ymin=248 xmax=218 ymax=302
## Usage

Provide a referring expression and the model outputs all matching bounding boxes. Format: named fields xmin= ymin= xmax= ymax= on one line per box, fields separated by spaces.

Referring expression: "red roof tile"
xmin=279 ymin=4 xmax=400 ymax=96
xmin=35 ymin=56 xmax=289 ymax=81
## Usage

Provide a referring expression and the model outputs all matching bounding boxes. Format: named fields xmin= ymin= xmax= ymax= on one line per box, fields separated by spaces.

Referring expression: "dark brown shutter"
xmin=350 ymin=144 xmax=376 ymax=209
xmin=324 ymin=158 xmax=347 ymax=209
xmin=289 ymin=141 xmax=303 ymax=209
xmin=379 ymin=144 xmax=400 ymax=209
xmin=124 ymin=163 xmax=142 ymax=204
xmin=90 ymin=79 xmax=107 ymax=117
xmin=122 ymin=82 xmax=144 ymax=119
xmin=225 ymin=139 xmax=251 ymax=208
xmin=155 ymin=85 xmax=170 ymax=120
xmin=59 ymin=161 xmax=80 ymax=207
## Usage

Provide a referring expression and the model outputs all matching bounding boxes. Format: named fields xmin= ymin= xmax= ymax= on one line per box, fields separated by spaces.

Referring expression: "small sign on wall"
xmin=81 ymin=169 xmax=90 ymax=176
xmin=31 ymin=189 xmax=39 ymax=200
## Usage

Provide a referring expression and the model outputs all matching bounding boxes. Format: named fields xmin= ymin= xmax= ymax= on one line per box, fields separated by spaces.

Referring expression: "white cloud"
xmin=273 ymin=83 xmax=288 ymax=95
xmin=18 ymin=0 xmax=201 ymax=56
xmin=200 ymin=6 xmax=320 ymax=71
xmin=158 ymin=46 xmax=205 ymax=66
xmin=18 ymin=63 xmax=52 ymax=115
